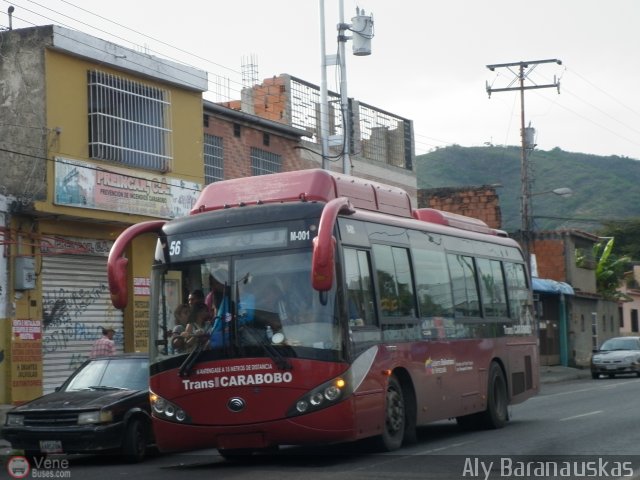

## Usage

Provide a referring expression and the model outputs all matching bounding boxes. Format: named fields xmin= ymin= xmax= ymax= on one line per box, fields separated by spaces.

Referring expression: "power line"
xmin=486 ymin=59 xmax=563 ymax=271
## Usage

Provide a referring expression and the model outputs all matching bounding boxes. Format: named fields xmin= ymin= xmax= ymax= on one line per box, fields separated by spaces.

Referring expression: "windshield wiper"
xmin=88 ymin=385 xmax=127 ymax=390
xmin=240 ymin=327 xmax=292 ymax=371
xmin=179 ymin=334 xmax=211 ymax=377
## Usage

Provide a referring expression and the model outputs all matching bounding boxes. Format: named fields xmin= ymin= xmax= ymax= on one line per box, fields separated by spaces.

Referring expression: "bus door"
xmin=412 ymin=245 xmax=461 ymax=421
xmin=371 ymin=243 xmax=458 ymax=422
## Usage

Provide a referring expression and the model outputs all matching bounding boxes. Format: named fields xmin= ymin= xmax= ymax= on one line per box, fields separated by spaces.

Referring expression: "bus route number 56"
xmin=169 ymin=240 xmax=182 ymax=256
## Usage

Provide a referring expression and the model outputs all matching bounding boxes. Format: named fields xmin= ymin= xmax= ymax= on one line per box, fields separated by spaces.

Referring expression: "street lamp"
xmin=531 ymin=187 xmax=573 ymax=198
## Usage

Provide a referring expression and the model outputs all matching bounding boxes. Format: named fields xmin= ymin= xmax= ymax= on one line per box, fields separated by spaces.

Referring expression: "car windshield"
xmin=64 ymin=357 xmax=149 ymax=392
xmin=600 ymin=338 xmax=640 ymax=352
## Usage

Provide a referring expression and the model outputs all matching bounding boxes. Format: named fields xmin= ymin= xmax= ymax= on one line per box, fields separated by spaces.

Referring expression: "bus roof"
xmin=192 ymin=169 xmax=412 ymax=217
xmin=192 ymin=169 xmax=504 ymax=236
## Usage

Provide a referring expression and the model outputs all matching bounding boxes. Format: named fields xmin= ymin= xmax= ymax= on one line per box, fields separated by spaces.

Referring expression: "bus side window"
xmin=504 ymin=262 xmax=532 ymax=325
xmin=343 ymin=248 xmax=376 ymax=328
xmin=447 ymin=254 xmax=481 ymax=318
xmin=372 ymin=244 xmax=416 ymax=317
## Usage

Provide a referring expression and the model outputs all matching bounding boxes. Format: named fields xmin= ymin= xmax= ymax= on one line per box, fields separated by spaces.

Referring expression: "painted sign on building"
xmin=54 ymin=157 xmax=201 ymax=219
xmin=11 ymin=319 xmax=43 ymax=403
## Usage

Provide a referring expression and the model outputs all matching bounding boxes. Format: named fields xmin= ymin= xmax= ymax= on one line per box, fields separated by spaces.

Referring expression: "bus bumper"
xmin=153 ymin=400 xmax=358 ymax=452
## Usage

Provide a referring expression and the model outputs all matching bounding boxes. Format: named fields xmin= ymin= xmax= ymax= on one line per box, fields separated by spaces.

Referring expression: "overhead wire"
xmin=4 ymin=1 xmax=639 ymax=168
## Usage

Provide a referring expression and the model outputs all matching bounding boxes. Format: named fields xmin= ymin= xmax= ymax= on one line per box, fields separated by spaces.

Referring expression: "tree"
xmin=598 ymin=219 xmax=640 ymax=260
xmin=592 ymin=238 xmax=632 ymax=301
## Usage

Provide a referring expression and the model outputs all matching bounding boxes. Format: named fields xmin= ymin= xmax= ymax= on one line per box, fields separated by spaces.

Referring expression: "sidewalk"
xmin=539 ymin=365 xmax=592 ymax=384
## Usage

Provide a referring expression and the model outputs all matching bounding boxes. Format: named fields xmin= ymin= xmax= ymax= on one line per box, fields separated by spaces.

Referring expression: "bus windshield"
xmin=150 ymin=248 xmax=340 ymax=364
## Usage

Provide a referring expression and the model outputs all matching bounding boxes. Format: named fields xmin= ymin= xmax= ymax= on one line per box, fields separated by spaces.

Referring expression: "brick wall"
xmin=532 ymin=238 xmax=566 ymax=281
xmin=417 ymin=186 xmax=502 ymax=229
xmin=204 ymin=110 xmax=314 ymax=181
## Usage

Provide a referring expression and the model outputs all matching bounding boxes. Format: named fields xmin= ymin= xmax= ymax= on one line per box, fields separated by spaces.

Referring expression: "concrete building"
xmin=532 ymin=230 xmax=619 ymax=367
xmin=0 ymin=24 xmax=208 ymax=402
xmin=0 ymin=26 xmax=348 ymax=405
xmin=618 ymin=264 xmax=640 ymax=335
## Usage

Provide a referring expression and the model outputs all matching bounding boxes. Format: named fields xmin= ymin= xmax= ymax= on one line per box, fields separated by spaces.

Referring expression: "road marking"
xmin=559 ymin=410 xmax=603 ymax=422
xmin=412 ymin=441 xmax=473 ymax=455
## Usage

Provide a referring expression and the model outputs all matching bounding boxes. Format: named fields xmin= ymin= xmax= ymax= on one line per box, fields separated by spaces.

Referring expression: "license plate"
xmin=606 ymin=365 xmax=618 ymax=370
xmin=39 ymin=440 xmax=63 ymax=453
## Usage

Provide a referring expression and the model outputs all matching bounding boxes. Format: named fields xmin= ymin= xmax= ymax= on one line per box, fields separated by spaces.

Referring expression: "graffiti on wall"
xmin=42 ymin=283 xmax=119 ymax=357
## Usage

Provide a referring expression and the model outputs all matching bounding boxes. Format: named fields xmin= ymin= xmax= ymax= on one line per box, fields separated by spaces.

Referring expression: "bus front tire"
xmin=375 ymin=375 xmax=405 ymax=452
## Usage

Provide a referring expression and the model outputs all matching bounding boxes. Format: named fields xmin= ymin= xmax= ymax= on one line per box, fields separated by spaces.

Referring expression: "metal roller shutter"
xmin=41 ymin=255 xmax=124 ymax=393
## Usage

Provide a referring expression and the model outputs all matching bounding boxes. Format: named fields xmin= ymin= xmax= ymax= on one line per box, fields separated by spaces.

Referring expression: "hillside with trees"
xmin=416 ymin=145 xmax=640 ymax=235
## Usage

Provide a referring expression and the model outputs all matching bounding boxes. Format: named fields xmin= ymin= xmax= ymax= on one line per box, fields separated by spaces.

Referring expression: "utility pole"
xmin=486 ymin=59 xmax=562 ymax=274
xmin=318 ymin=1 xmax=373 ymax=174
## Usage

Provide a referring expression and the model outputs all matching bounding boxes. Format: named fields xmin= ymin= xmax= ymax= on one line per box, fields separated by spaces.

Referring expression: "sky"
xmin=2 ymin=0 xmax=640 ymax=160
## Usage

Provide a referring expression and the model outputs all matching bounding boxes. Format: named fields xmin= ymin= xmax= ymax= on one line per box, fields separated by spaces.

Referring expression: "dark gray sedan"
xmin=591 ymin=336 xmax=640 ymax=379
xmin=1 ymin=354 xmax=152 ymax=462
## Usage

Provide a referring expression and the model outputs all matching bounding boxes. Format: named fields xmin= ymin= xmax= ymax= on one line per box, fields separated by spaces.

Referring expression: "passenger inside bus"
xmin=183 ymin=302 xmax=212 ymax=352
xmin=170 ymin=304 xmax=190 ymax=354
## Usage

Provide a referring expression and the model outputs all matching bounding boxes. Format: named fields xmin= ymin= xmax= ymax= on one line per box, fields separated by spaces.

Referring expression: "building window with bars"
xmin=204 ymin=134 xmax=224 ymax=184
xmin=88 ymin=70 xmax=173 ymax=171
xmin=250 ymin=147 xmax=281 ymax=176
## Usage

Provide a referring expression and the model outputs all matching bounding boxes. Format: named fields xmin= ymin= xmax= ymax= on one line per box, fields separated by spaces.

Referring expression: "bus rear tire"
xmin=374 ymin=375 xmax=405 ymax=452
xmin=457 ymin=362 xmax=508 ymax=430
xmin=479 ymin=362 xmax=508 ymax=429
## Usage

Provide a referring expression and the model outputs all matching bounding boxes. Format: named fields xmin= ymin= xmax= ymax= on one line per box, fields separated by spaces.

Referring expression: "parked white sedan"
xmin=591 ymin=336 xmax=640 ymax=379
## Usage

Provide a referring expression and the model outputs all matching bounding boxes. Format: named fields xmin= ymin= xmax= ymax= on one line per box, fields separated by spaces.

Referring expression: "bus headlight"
xmin=287 ymin=347 xmax=377 ymax=417
xmin=150 ymin=390 xmax=191 ymax=423
xmin=288 ymin=376 xmax=351 ymax=417
xmin=324 ymin=385 xmax=341 ymax=401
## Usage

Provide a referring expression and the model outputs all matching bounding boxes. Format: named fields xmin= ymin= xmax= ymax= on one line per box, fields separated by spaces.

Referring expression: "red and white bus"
xmin=108 ymin=169 xmax=538 ymax=456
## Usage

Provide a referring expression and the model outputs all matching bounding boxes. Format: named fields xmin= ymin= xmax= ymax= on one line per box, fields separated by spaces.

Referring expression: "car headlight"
xmin=5 ymin=414 xmax=24 ymax=426
xmin=78 ymin=410 xmax=113 ymax=425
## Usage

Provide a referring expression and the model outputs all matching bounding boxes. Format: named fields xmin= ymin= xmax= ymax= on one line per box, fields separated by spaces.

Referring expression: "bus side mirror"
xmin=108 ymin=256 xmax=129 ymax=310
xmin=311 ymin=235 xmax=335 ymax=291
xmin=107 ymin=219 xmax=166 ymax=310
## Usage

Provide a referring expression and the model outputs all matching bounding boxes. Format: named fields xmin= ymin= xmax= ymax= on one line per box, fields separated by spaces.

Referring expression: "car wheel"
xmin=608 ymin=373 xmax=615 ymax=379
xmin=591 ymin=371 xmax=599 ymax=379
xmin=122 ymin=418 xmax=148 ymax=463
xmin=373 ymin=375 xmax=405 ymax=452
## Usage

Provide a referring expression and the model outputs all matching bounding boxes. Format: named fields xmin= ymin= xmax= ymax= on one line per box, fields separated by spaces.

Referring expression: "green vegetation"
xmin=590 ymin=238 xmax=632 ymax=301
xmin=416 ymin=145 xmax=640 ymax=235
